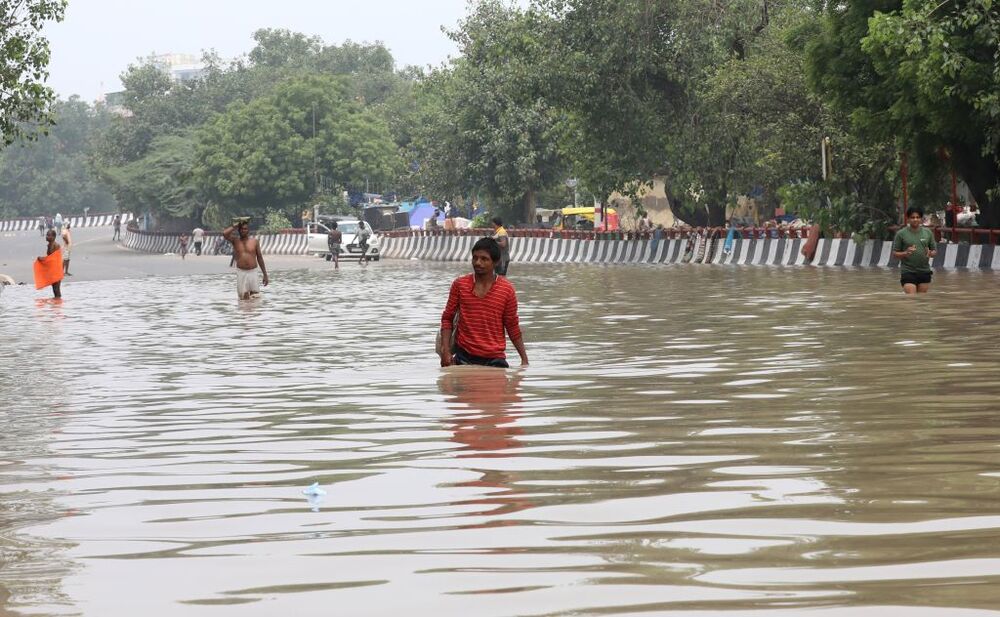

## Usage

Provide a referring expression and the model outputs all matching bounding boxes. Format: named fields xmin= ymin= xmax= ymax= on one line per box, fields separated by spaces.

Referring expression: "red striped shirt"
xmin=441 ymin=274 xmax=522 ymax=359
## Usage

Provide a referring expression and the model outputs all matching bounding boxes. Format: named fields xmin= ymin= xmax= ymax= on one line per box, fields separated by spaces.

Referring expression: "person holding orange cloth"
xmin=35 ymin=229 xmax=63 ymax=298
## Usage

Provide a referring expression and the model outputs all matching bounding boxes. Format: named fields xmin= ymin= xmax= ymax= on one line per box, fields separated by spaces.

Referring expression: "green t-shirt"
xmin=892 ymin=226 xmax=936 ymax=274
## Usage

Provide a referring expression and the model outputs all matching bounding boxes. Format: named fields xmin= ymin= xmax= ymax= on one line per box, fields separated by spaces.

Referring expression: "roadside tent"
xmin=409 ymin=203 xmax=443 ymax=229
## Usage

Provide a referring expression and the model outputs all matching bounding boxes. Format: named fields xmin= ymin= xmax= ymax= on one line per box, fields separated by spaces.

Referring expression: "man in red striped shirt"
xmin=439 ymin=237 xmax=529 ymax=368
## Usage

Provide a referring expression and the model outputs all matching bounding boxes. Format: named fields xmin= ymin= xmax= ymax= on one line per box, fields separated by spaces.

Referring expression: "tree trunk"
xmin=707 ymin=203 xmax=726 ymax=226
xmin=521 ymin=190 xmax=536 ymax=226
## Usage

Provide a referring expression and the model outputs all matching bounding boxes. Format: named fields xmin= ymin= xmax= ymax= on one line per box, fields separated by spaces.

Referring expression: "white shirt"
xmin=193 ymin=228 xmax=205 ymax=241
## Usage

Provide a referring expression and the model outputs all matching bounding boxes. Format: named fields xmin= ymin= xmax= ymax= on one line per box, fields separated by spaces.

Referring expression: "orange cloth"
xmin=33 ymin=248 xmax=64 ymax=289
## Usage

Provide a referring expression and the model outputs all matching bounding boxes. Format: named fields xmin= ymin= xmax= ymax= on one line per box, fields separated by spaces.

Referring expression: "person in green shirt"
xmin=892 ymin=206 xmax=937 ymax=294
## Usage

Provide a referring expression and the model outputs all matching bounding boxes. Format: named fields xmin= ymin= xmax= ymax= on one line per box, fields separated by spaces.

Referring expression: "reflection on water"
xmin=2 ymin=263 xmax=1000 ymax=616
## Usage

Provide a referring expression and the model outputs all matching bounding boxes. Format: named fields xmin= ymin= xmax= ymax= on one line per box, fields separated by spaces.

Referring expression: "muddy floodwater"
xmin=2 ymin=262 xmax=1000 ymax=617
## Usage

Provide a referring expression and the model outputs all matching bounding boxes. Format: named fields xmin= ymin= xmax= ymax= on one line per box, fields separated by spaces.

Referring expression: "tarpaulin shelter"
xmin=409 ymin=203 xmax=443 ymax=229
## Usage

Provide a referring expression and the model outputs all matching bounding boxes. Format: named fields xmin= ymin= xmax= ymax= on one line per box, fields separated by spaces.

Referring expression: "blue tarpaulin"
xmin=409 ymin=204 xmax=443 ymax=229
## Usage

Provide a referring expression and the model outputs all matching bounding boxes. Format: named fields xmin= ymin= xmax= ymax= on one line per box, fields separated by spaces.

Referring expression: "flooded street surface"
xmin=2 ymin=262 xmax=1000 ymax=616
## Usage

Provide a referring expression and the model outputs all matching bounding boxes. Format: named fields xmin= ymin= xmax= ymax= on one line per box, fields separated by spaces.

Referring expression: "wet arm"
xmin=440 ymin=282 xmax=460 ymax=365
xmin=504 ymin=290 xmax=528 ymax=366
xmin=255 ymin=242 xmax=269 ymax=285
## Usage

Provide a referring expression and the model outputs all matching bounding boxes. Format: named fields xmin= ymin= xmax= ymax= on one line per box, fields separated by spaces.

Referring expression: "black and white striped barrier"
xmin=122 ymin=230 xmax=308 ymax=255
xmin=0 ymin=213 xmax=133 ymax=232
xmin=379 ymin=234 xmax=1000 ymax=270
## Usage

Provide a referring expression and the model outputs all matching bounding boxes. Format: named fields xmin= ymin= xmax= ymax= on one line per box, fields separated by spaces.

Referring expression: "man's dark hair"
xmin=906 ymin=206 xmax=924 ymax=218
xmin=472 ymin=237 xmax=501 ymax=262
xmin=491 ymin=216 xmax=503 ymax=226
xmin=331 ymin=221 xmax=338 ymax=229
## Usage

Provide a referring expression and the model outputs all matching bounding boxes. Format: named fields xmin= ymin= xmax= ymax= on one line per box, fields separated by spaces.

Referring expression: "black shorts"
xmin=900 ymin=271 xmax=932 ymax=287
xmin=453 ymin=346 xmax=509 ymax=368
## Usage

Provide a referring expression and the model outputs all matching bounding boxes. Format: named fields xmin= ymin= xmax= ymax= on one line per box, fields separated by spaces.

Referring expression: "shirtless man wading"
xmin=223 ymin=218 xmax=269 ymax=299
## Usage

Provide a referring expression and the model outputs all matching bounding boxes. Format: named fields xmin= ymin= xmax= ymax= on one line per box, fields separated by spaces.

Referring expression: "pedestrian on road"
xmin=179 ymin=233 xmax=189 ymax=260
xmin=356 ymin=216 xmax=373 ymax=265
xmin=112 ymin=214 xmax=121 ymax=241
xmin=223 ymin=218 xmax=269 ymax=300
xmin=192 ymin=227 xmax=204 ymax=255
xmin=61 ymin=223 xmax=73 ymax=276
xmin=490 ymin=217 xmax=511 ymax=276
xmin=892 ymin=206 xmax=937 ymax=294
xmin=38 ymin=229 xmax=62 ymax=298
xmin=327 ymin=221 xmax=343 ymax=270
xmin=439 ymin=237 xmax=528 ymax=368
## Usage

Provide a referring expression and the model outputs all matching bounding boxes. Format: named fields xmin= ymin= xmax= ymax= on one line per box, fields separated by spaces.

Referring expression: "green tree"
xmin=411 ymin=1 xmax=565 ymax=223
xmin=685 ymin=7 xmax=897 ymax=229
xmin=102 ymin=131 xmax=205 ymax=222
xmin=193 ymin=75 xmax=399 ymax=221
xmin=529 ymin=0 xmax=788 ymax=223
xmin=0 ymin=0 xmax=67 ymax=146
xmin=536 ymin=0 xmax=686 ymax=201
xmin=864 ymin=0 xmax=1000 ymax=226
xmin=0 ymin=97 xmax=116 ymax=218
xmin=805 ymin=0 xmax=1000 ymax=226
xmin=248 ymin=28 xmax=323 ymax=69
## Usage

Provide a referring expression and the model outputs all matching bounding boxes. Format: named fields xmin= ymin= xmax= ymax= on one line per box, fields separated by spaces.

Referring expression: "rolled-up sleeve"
xmin=441 ymin=279 xmax=460 ymax=331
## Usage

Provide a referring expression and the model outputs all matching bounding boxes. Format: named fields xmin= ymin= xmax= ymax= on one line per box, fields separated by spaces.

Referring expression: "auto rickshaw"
xmin=556 ymin=206 xmax=620 ymax=231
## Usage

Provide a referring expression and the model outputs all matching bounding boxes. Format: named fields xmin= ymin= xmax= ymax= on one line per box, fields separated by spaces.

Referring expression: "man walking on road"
xmin=491 ymin=217 xmax=511 ymax=276
xmin=38 ymin=229 xmax=62 ymax=298
xmin=112 ymin=214 xmax=121 ymax=241
xmin=223 ymin=218 xmax=269 ymax=300
xmin=356 ymin=216 xmax=373 ymax=266
xmin=192 ymin=226 xmax=205 ymax=255
xmin=439 ymin=237 xmax=528 ymax=368
xmin=327 ymin=221 xmax=343 ymax=269
xmin=61 ymin=223 xmax=73 ymax=276
xmin=892 ymin=206 xmax=937 ymax=295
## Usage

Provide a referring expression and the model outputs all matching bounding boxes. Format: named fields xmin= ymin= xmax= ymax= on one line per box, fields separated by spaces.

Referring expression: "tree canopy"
xmin=0 ymin=0 xmax=67 ymax=146
xmin=0 ymin=97 xmax=115 ymax=219
xmin=3 ymin=1 xmax=998 ymax=233
xmin=193 ymin=75 xmax=399 ymax=222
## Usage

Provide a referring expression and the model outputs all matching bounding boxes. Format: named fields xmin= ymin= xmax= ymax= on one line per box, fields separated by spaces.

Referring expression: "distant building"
xmin=150 ymin=53 xmax=206 ymax=83
xmin=99 ymin=53 xmax=207 ymax=116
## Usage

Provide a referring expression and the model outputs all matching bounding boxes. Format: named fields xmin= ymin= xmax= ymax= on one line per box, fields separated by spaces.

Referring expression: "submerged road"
xmin=0 ymin=226 xmax=334 ymax=286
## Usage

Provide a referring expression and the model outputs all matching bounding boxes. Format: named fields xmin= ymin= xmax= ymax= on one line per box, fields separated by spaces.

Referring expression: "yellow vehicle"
xmin=557 ymin=206 xmax=619 ymax=231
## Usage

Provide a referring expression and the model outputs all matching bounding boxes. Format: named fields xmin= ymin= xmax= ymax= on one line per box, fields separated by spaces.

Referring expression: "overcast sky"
xmin=44 ymin=0 xmax=485 ymax=101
